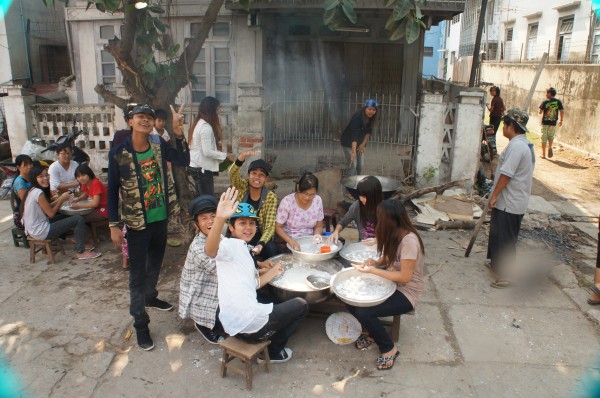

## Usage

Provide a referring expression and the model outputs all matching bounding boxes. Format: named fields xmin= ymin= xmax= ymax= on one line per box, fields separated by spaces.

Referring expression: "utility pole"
xmin=469 ymin=0 xmax=489 ymax=87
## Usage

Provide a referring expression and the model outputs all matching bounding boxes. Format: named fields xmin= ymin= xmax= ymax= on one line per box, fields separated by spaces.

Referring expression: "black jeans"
xmin=187 ymin=167 xmax=214 ymax=196
xmin=126 ymin=220 xmax=168 ymax=331
xmin=487 ymin=208 xmax=524 ymax=276
xmin=489 ymin=115 xmax=502 ymax=134
xmin=347 ymin=290 xmax=413 ymax=354
xmin=239 ymin=297 xmax=308 ymax=356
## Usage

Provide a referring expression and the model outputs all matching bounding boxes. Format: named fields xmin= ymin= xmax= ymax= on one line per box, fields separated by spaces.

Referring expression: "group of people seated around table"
xmin=12 ymin=146 xmax=106 ymax=261
xmin=179 ymin=155 xmax=425 ymax=370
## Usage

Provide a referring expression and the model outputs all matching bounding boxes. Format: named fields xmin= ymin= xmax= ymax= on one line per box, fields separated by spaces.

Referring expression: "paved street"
xmin=0 ymin=192 xmax=599 ymax=397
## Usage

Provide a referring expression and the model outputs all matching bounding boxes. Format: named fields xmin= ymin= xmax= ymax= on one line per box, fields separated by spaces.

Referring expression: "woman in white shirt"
xmin=187 ymin=96 xmax=234 ymax=195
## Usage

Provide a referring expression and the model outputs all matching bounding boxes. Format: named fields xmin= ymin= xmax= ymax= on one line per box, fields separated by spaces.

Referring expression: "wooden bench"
xmin=11 ymin=228 xmax=29 ymax=248
xmin=219 ymin=336 xmax=271 ymax=390
xmin=89 ymin=219 xmax=109 ymax=244
xmin=28 ymin=238 xmax=65 ymax=264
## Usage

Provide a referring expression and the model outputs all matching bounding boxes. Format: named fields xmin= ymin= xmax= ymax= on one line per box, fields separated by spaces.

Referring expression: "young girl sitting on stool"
xmin=347 ymin=199 xmax=425 ymax=371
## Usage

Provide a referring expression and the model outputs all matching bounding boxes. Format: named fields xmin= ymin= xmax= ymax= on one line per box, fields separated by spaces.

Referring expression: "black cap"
xmin=130 ymin=104 xmax=155 ymax=119
xmin=248 ymin=159 xmax=270 ymax=176
xmin=188 ymin=195 xmax=217 ymax=218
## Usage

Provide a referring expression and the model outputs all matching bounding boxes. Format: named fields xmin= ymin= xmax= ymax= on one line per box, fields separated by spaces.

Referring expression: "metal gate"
xmin=264 ymin=90 xmax=418 ymax=180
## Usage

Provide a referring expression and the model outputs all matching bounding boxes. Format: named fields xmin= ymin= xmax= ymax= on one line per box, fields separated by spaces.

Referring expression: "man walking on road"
xmin=487 ymin=108 xmax=535 ymax=288
xmin=538 ymin=87 xmax=564 ymax=159
xmin=108 ymin=104 xmax=189 ymax=351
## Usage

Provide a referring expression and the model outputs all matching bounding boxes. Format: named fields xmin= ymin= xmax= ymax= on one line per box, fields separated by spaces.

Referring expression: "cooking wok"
xmin=342 ymin=175 xmax=401 ymax=200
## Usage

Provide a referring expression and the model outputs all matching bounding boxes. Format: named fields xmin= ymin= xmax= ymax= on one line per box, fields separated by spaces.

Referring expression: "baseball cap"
xmin=248 ymin=159 xmax=270 ymax=176
xmin=229 ymin=203 xmax=258 ymax=223
xmin=505 ymin=108 xmax=529 ymax=132
xmin=188 ymin=195 xmax=218 ymax=218
xmin=130 ymin=104 xmax=155 ymax=119
xmin=123 ymin=103 xmax=138 ymax=120
xmin=364 ymin=99 xmax=379 ymax=108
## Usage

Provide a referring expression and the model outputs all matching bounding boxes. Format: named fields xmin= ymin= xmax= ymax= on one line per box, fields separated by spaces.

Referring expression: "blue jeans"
xmin=342 ymin=146 xmax=364 ymax=176
xmin=347 ymin=290 xmax=413 ymax=353
xmin=126 ymin=220 xmax=168 ymax=331
xmin=46 ymin=215 xmax=85 ymax=253
xmin=239 ymin=297 xmax=308 ymax=356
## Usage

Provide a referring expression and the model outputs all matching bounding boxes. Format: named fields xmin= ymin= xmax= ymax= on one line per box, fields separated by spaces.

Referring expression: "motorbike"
xmin=480 ymin=124 xmax=497 ymax=163
xmin=0 ymin=161 xmax=18 ymax=199
xmin=41 ymin=130 xmax=90 ymax=165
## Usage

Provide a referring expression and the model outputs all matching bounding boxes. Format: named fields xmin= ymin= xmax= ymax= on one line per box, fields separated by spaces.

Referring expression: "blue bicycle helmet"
xmin=364 ymin=98 xmax=379 ymax=108
xmin=229 ymin=203 xmax=258 ymax=223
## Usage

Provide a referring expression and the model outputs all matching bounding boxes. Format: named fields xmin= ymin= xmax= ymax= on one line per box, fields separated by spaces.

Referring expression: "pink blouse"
xmin=276 ymin=193 xmax=324 ymax=239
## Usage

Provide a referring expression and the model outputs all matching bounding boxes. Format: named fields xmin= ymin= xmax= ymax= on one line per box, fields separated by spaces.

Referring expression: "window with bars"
xmin=526 ymin=24 xmax=538 ymax=60
xmin=97 ymin=24 xmax=121 ymax=99
xmin=591 ymin=16 xmax=600 ymax=63
xmin=557 ymin=16 xmax=574 ymax=62
xmin=188 ymin=22 xmax=232 ymax=104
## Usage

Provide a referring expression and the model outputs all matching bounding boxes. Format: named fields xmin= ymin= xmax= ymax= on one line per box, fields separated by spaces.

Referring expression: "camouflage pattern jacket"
xmin=107 ymin=134 xmax=189 ymax=231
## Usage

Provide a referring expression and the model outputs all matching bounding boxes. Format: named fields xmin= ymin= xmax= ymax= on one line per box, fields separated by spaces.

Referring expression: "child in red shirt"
xmin=71 ymin=164 xmax=108 ymax=222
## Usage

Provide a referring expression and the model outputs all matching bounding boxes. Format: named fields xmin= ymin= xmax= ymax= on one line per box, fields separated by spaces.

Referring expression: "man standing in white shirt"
xmin=487 ymin=108 xmax=535 ymax=289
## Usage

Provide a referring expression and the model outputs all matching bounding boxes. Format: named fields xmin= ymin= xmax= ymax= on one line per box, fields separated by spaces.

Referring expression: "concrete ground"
xmin=1 ymin=194 xmax=599 ymax=398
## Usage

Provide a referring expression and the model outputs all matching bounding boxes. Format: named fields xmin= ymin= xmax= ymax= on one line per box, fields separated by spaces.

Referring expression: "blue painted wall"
xmin=423 ymin=21 xmax=445 ymax=78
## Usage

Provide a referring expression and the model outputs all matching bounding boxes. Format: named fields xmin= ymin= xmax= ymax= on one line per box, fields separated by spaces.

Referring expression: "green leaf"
xmin=153 ymin=18 xmax=167 ymax=33
xmin=95 ymin=2 xmax=106 ymax=12
xmin=393 ymin=2 xmax=412 ymax=21
xmin=417 ymin=19 xmax=426 ymax=28
xmin=389 ymin=19 xmax=407 ymax=40
xmin=148 ymin=5 xmax=165 ymax=13
xmin=385 ymin=0 xmax=396 ymax=7
xmin=414 ymin=4 xmax=422 ymax=19
xmin=144 ymin=61 xmax=157 ymax=74
xmin=341 ymin=2 xmax=357 ymax=24
xmin=324 ymin=0 xmax=339 ymax=11
xmin=323 ymin=9 xmax=339 ymax=27
xmin=405 ymin=17 xmax=420 ymax=43
xmin=166 ymin=44 xmax=180 ymax=58
xmin=385 ymin=13 xmax=396 ymax=31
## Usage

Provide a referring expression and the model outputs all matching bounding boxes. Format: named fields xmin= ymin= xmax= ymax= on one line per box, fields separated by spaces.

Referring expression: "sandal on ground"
xmin=355 ymin=336 xmax=374 ymax=350
xmin=376 ymin=350 xmax=400 ymax=371
xmin=491 ymin=280 xmax=511 ymax=289
xmin=587 ymin=286 xmax=600 ymax=305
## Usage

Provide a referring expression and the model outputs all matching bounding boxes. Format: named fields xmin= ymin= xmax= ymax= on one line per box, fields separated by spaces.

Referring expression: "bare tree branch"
xmin=94 ymin=85 xmax=128 ymax=108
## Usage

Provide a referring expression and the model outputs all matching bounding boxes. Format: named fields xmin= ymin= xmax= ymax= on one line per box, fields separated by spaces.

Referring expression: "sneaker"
xmin=259 ymin=347 xmax=293 ymax=364
xmin=145 ymin=298 xmax=173 ymax=311
xmin=137 ymin=329 xmax=154 ymax=351
xmin=76 ymin=250 xmax=102 ymax=260
xmin=195 ymin=323 xmax=225 ymax=344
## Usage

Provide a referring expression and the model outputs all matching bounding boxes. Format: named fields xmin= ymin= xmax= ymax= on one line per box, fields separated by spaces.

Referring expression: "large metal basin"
xmin=342 ymin=175 xmax=401 ymax=200
xmin=268 ymin=254 xmax=343 ymax=304
xmin=287 ymin=235 xmax=343 ymax=262
xmin=331 ymin=268 xmax=396 ymax=307
xmin=339 ymin=241 xmax=380 ymax=266
xmin=59 ymin=200 xmax=94 ymax=216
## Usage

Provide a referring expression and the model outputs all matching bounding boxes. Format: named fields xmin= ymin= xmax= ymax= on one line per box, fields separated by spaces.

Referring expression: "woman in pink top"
xmin=348 ymin=199 xmax=425 ymax=371
xmin=275 ymin=172 xmax=324 ymax=251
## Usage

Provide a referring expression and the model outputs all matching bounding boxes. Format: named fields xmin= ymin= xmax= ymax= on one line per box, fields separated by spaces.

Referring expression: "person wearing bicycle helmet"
xmin=340 ymin=99 xmax=379 ymax=176
xmin=205 ymin=188 xmax=308 ymax=363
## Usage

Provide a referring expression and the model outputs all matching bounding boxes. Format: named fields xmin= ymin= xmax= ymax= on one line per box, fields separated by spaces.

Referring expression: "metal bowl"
xmin=342 ymin=175 xmax=401 ymax=200
xmin=60 ymin=200 xmax=94 ymax=216
xmin=268 ymin=254 xmax=343 ymax=304
xmin=287 ymin=235 xmax=343 ymax=262
xmin=330 ymin=268 xmax=396 ymax=307
xmin=339 ymin=241 xmax=380 ymax=266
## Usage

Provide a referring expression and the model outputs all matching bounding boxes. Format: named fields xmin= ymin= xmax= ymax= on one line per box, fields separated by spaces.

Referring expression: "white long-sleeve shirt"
xmin=189 ymin=119 xmax=226 ymax=171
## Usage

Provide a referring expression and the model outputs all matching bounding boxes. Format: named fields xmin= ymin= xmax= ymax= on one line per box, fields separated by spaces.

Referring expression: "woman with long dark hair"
xmin=187 ymin=96 xmax=234 ymax=195
xmin=21 ymin=164 xmax=101 ymax=260
xmin=328 ymin=175 xmax=383 ymax=244
xmin=340 ymin=99 xmax=379 ymax=176
xmin=347 ymin=199 xmax=425 ymax=371
xmin=275 ymin=172 xmax=324 ymax=251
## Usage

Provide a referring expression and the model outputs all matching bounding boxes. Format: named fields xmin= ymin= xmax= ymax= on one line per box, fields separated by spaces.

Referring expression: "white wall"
xmin=444 ymin=16 xmax=462 ymax=81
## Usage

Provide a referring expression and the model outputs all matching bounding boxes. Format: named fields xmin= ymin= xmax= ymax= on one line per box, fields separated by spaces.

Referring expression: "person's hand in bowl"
xmin=288 ymin=239 xmax=301 ymax=251
xmin=313 ymin=234 xmax=323 ymax=244
xmin=257 ymin=259 xmax=273 ymax=270
xmin=327 ymin=231 xmax=339 ymax=245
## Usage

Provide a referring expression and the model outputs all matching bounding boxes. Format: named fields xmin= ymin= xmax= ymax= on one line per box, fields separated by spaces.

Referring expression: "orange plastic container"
xmin=320 ymin=246 xmax=331 ymax=253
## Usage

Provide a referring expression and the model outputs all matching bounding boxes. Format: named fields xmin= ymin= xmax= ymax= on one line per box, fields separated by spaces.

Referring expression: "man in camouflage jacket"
xmin=108 ymin=104 xmax=189 ymax=351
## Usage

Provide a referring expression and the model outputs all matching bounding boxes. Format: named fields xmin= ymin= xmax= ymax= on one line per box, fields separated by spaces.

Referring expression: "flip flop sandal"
xmin=376 ymin=351 xmax=400 ymax=371
xmin=491 ymin=280 xmax=511 ymax=289
xmin=355 ymin=336 xmax=374 ymax=350
xmin=589 ymin=285 xmax=600 ymax=297
xmin=587 ymin=286 xmax=600 ymax=305
xmin=587 ymin=298 xmax=600 ymax=306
